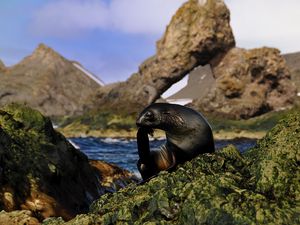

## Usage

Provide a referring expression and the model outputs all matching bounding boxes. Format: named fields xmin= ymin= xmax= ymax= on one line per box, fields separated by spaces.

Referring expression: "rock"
xmin=283 ymin=52 xmax=300 ymax=94
xmin=0 ymin=60 xmax=5 ymax=72
xmin=194 ymin=47 xmax=297 ymax=119
xmin=95 ymin=0 xmax=235 ymax=113
xmin=0 ymin=210 xmax=39 ymax=225
xmin=0 ymin=44 xmax=103 ymax=117
xmin=89 ymin=160 xmax=139 ymax=193
xmin=0 ymin=104 xmax=137 ymax=222
xmin=51 ymin=111 xmax=299 ymax=224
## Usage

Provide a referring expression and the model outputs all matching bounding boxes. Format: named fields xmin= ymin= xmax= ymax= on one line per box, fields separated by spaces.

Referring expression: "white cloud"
xmin=30 ymin=0 xmax=186 ymax=37
xmin=225 ymin=0 xmax=300 ymax=53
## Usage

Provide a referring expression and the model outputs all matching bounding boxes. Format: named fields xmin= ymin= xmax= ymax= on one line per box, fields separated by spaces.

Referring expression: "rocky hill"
xmin=0 ymin=44 xmax=103 ymax=117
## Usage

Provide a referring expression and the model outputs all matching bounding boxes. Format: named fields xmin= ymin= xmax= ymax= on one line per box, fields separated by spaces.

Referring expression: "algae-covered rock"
xmin=55 ymin=111 xmax=299 ymax=224
xmin=0 ymin=104 xmax=137 ymax=222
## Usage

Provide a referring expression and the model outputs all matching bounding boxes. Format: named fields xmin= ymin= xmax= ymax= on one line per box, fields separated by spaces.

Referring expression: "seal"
xmin=136 ymin=103 xmax=215 ymax=180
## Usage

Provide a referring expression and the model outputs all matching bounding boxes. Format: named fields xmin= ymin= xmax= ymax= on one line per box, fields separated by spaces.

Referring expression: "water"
xmin=69 ymin=137 xmax=257 ymax=176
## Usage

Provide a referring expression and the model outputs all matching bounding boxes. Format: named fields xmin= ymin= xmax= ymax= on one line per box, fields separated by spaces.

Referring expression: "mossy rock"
xmin=49 ymin=111 xmax=299 ymax=224
xmin=0 ymin=104 xmax=103 ymax=220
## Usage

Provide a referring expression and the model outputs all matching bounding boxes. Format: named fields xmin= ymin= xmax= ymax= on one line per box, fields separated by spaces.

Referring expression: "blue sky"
xmin=1 ymin=0 xmax=300 ymax=84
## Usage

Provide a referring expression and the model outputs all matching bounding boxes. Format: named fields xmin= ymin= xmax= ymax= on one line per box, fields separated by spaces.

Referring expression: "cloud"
xmin=30 ymin=0 xmax=186 ymax=37
xmin=225 ymin=0 xmax=300 ymax=53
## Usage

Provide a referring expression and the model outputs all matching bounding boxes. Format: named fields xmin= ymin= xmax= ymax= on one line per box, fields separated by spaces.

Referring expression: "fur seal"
xmin=136 ymin=103 xmax=215 ymax=180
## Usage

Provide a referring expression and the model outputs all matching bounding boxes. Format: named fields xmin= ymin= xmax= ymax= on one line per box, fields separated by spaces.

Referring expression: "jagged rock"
xmin=47 ymin=111 xmax=300 ymax=224
xmin=0 ymin=104 xmax=137 ymax=222
xmin=96 ymin=0 xmax=235 ymax=113
xmin=0 ymin=44 xmax=103 ymax=117
xmin=194 ymin=47 xmax=297 ymax=119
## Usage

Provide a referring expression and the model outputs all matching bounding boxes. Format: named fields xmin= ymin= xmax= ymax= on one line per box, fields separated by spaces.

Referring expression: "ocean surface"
xmin=69 ymin=137 xmax=257 ymax=177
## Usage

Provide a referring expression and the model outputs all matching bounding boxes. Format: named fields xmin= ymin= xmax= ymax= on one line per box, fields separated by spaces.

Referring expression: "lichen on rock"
xmin=52 ymin=111 xmax=299 ymax=225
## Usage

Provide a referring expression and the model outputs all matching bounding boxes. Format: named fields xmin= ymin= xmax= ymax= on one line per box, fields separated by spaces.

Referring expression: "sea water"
xmin=69 ymin=137 xmax=256 ymax=176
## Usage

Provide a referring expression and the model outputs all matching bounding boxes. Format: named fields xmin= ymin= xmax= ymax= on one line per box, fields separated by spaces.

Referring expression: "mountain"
xmin=0 ymin=44 xmax=104 ymax=117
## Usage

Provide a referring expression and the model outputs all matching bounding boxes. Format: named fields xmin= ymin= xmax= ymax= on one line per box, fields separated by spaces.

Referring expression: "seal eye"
xmin=144 ymin=111 xmax=154 ymax=121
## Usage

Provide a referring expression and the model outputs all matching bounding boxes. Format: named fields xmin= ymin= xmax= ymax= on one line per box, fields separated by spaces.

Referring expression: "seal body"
xmin=136 ymin=103 xmax=215 ymax=180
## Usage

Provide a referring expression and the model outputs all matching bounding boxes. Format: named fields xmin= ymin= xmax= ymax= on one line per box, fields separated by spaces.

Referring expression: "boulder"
xmin=0 ymin=104 xmax=137 ymax=222
xmin=48 ymin=111 xmax=300 ymax=224
xmin=194 ymin=47 xmax=297 ymax=119
xmin=95 ymin=0 xmax=235 ymax=113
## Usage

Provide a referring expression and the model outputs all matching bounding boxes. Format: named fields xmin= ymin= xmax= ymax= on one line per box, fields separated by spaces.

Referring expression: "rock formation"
xmin=0 ymin=104 xmax=137 ymax=222
xmin=95 ymin=0 xmax=235 ymax=113
xmin=0 ymin=60 xmax=5 ymax=72
xmin=283 ymin=52 xmax=300 ymax=94
xmin=46 ymin=111 xmax=300 ymax=224
xmin=194 ymin=47 xmax=297 ymax=119
xmin=93 ymin=0 xmax=296 ymax=119
xmin=0 ymin=44 xmax=103 ymax=117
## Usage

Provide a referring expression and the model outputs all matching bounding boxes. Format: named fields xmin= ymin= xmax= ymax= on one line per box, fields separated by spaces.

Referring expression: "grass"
xmin=55 ymin=104 xmax=300 ymax=139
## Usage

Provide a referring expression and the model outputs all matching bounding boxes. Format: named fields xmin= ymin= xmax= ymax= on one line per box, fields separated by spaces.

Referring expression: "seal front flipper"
xmin=137 ymin=127 xmax=155 ymax=180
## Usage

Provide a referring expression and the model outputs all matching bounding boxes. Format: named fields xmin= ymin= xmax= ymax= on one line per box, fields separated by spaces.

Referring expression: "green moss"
xmin=50 ymin=111 xmax=299 ymax=224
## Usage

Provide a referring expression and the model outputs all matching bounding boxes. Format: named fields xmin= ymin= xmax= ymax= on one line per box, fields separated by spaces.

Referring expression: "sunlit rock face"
xmin=194 ymin=47 xmax=297 ymax=119
xmin=95 ymin=0 xmax=235 ymax=113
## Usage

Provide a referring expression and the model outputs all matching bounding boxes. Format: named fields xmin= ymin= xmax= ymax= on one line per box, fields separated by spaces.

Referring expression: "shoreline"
xmin=58 ymin=128 xmax=266 ymax=140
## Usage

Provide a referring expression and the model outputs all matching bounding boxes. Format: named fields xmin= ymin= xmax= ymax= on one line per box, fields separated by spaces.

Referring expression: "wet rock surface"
xmin=47 ymin=111 xmax=299 ymax=224
xmin=0 ymin=104 xmax=137 ymax=223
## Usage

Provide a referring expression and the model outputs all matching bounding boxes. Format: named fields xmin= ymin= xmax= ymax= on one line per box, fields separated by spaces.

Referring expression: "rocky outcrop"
xmin=283 ymin=52 xmax=300 ymax=93
xmin=47 ymin=111 xmax=300 ymax=224
xmin=0 ymin=104 xmax=137 ymax=222
xmin=95 ymin=0 xmax=235 ymax=113
xmin=194 ymin=47 xmax=297 ymax=119
xmin=0 ymin=60 xmax=5 ymax=72
xmin=0 ymin=44 xmax=103 ymax=117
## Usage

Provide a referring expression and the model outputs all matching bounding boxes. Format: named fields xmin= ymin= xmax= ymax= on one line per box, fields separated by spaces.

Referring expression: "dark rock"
xmin=0 ymin=44 xmax=103 ymax=117
xmin=194 ymin=47 xmax=297 ymax=119
xmin=51 ymin=111 xmax=299 ymax=224
xmin=95 ymin=0 xmax=235 ymax=113
xmin=0 ymin=104 xmax=137 ymax=222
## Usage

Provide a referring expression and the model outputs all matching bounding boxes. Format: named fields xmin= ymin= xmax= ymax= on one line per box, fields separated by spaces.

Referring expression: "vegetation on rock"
xmin=0 ymin=104 xmax=136 ymax=222
xmin=47 ymin=111 xmax=299 ymax=224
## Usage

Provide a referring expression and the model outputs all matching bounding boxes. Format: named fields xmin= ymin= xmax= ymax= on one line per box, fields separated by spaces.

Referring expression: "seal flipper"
xmin=137 ymin=127 xmax=155 ymax=180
